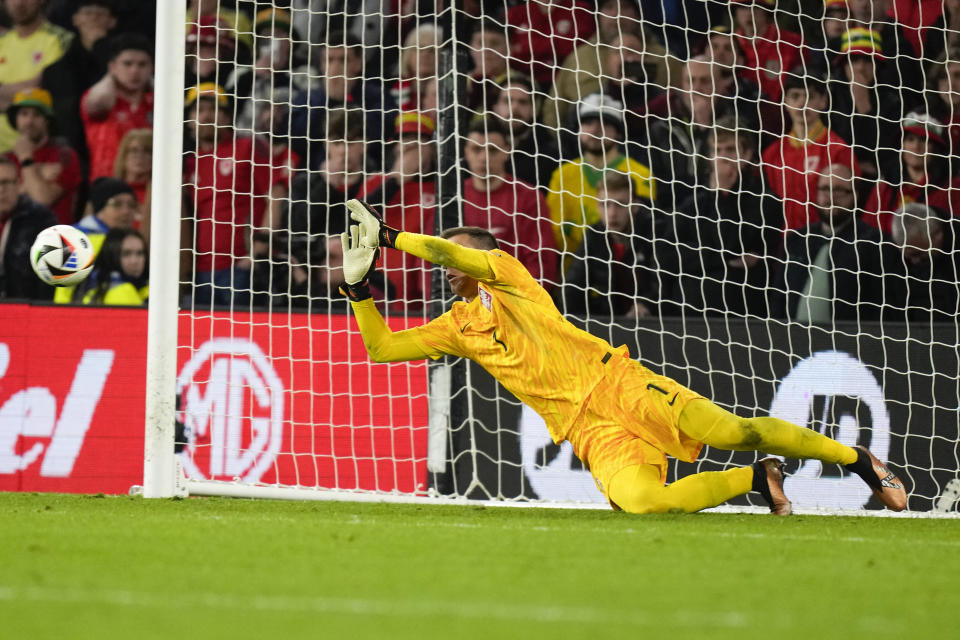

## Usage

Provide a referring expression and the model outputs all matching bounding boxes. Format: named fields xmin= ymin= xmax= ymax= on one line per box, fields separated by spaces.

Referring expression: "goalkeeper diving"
xmin=341 ymin=199 xmax=907 ymax=514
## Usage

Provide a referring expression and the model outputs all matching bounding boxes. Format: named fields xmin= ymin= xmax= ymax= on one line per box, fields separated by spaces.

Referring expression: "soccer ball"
xmin=30 ymin=225 xmax=95 ymax=286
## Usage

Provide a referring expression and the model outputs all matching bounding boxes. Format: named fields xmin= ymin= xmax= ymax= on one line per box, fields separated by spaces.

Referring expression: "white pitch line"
xmin=0 ymin=585 xmax=909 ymax=633
xmin=0 ymin=585 xmax=735 ymax=628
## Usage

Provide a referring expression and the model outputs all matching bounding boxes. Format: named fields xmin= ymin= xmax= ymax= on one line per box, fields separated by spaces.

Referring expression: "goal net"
xmin=161 ymin=0 xmax=960 ymax=514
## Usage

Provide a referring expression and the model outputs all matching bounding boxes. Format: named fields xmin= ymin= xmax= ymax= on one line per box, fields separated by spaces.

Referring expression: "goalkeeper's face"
xmin=444 ymin=233 xmax=481 ymax=300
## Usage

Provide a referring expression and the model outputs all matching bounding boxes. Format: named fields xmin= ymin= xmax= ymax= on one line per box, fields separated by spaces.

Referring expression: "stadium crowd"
xmin=0 ymin=0 xmax=957 ymax=325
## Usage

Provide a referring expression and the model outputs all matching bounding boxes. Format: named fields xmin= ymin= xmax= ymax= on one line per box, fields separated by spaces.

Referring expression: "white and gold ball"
xmin=30 ymin=224 xmax=95 ymax=287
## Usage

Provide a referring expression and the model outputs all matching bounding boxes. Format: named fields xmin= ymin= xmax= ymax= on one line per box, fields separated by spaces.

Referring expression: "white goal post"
xmin=143 ymin=0 xmax=960 ymax=516
xmin=142 ymin=0 xmax=186 ymax=499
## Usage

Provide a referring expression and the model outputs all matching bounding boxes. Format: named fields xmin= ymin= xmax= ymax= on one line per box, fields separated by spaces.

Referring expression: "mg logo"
xmin=177 ymin=338 xmax=284 ymax=482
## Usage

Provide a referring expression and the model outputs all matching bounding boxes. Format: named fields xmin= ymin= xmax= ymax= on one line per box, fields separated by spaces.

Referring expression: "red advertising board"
xmin=0 ymin=303 xmax=429 ymax=495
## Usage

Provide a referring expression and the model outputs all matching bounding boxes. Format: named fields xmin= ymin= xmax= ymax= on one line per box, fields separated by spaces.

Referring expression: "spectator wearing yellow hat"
xmin=250 ymin=8 xmax=305 ymax=75
xmin=827 ymin=28 xmax=903 ymax=183
xmin=7 ymin=87 xmax=82 ymax=224
xmin=182 ymin=83 xmax=289 ymax=308
xmin=847 ymin=0 xmax=926 ymax=111
xmin=0 ymin=0 xmax=74 ymax=152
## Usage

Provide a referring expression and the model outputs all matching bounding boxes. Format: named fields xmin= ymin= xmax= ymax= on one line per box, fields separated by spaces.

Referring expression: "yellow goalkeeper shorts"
xmin=567 ymin=355 xmax=704 ymax=497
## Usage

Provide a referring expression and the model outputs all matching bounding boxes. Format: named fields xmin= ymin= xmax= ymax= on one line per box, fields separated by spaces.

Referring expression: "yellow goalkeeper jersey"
xmin=408 ymin=248 xmax=628 ymax=443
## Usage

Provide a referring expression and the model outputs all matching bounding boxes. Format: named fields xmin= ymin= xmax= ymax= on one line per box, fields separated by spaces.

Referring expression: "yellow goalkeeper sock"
xmin=679 ymin=399 xmax=858 ymax=465
xmin=608 ymin=464 xmax=753 ymax=514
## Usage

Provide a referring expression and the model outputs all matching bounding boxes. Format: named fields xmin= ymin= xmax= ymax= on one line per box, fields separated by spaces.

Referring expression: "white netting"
xmin=171 ymin=0 xmax=960 ymax=514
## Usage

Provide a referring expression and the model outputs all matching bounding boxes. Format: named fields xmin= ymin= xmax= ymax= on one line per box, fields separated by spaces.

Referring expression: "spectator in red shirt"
xmin=504 ymin=0 xmax=596 ymax=88
xmin=6 ymin=87 xmax=81 ymax=224
xmin=182 ymin=84 xmax=282 ymax=308
xmin=864 ymin=112 xmax=952 ymax=233
xmin=731 ymin=0 xmax=806 ymax=103
xmin=461 ymin=117 xmax=558 ymax=288
xmin=762 ymin=68 xmax=858 ymax=231
xmin=358 ymin=112 xmax=437 ymax=304
xmin=81 ymin=33 xmax=154 ymax=181
xmin=112 ymin=128 xmax=151 ymax=238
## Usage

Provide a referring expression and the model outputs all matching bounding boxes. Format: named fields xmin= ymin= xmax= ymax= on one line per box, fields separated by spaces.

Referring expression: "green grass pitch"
xmin=1 ymin=493 xmax=957 ymax=639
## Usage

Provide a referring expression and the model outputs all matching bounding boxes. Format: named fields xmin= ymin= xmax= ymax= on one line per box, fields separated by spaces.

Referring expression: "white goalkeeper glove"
xmin=340 ymin=224 xmax=379 ymax=302
xmin=346 ymin=199 xmax=401 ymax=249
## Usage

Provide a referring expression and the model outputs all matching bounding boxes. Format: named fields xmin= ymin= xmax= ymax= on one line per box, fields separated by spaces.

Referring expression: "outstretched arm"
xmin=346 ymin=200 xmax=495 ymax=281
xmin=395 ymin=232 xmax=494 ymax=281
xmin=340 ymin=224 xmax=434 ymax=363
xmin=350 ymin=298 xmax=432 ymax=362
